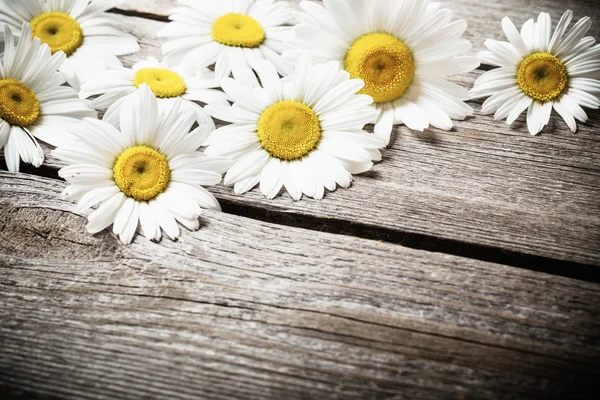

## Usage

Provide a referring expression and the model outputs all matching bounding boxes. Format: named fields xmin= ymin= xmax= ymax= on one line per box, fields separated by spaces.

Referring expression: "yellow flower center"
xmin=257 ymin=101 xmax=322 ymax=161
xmin=113 ymin=146 xmax=171 ymax=202
xmin=211 ymin=13 xmax=265 ymax=48
xmin=0 ymin=79 xmax=41 ymax=127
xmin=30 ymin=11 xmax=83 ymax=56
xmin=344 ymin=32 xmax=415 ymax=104
xmin=133 ymin=68 xmax=187 ymax=98
xmin=517 ymin=52 xmax=568 ymax=103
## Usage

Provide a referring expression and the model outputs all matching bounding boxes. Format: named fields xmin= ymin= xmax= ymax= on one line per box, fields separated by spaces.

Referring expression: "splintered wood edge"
xmin=1 ymin=172 xmax=600 ymax=399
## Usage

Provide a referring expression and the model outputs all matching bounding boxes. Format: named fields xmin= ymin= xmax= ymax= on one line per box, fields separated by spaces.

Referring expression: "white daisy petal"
xmin=534 ymin=13 xmax=551 ymax=52
xmin=233 ymin=174 xmax=261 ymax=195
xmin=472 ymin=9 xmax=599 ymax=135
xmin=0 ymin=121 xmax=10 ymax=148
xmin=205 ymin=55 xmax=383 ymax=200
xmin=549 ymin=10 xmax=573 ymax=54
xmin=284 ymin=0 xmax=476 ymax=138
xmin=149 ymin=200 xmax=180 ymax=241
xmin=224 ymin=149 xmax=270 ymax=186
xmin=526 ymin=102 xmax=552 ymax=136
xmin=393 ymin=98 xmax=429 ymax=131
xmin=79 ymin=57 xmax=222 ymax=132
xmin=253 ymin=60 xmax=283 ymax=103
xmin=221 ymin=77 xmax=268 ymax=113
xmin=568 ymin=88 xmax=600 ymax=109
xmin=160 ymin=0 xmax=293 ymax=79
xmin=373 ymin=103 xmax=395 ymax=145
xmin=560 ymin=94 xmax=589 ymax=122
xmin=502 ymin=16 xmax=529 ymax=55
xmin=205 ymin=104 xmax=259 ymax=124
xmin=557 ymin=16 xmax=592 ymax=58
xmin=289 ymin=161 xmax=316 ymax=199
xmin=138 ymin=202 xmax=159 ymax=241
xmin=570 ymin=77 xmax=600 ymax=94
xmin=1 ymin=1 xmax=139 ymax=80
xmin=520 ymin=18 xmax=535 ymax=50
xmin=54 ymin=87 xmax=225 ymax=244
xmin=0 ymin=22 xmax=95 ymax=169
xmin=553 ymin=100 xmax=577 ymax=133
xmin=506 ymin=95 xmax=533 ymax=125
xmin=86 ymin=192 xmax=126 ymax=234
xmin=259 ymin=158 xmax=283 ymax=199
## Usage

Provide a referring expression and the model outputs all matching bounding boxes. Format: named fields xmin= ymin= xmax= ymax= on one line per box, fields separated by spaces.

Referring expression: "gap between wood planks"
xmin=8 ymin=158 xmax=600 ymax=284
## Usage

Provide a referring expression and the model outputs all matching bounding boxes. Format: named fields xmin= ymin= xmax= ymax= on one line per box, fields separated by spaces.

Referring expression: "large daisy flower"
xmin=79 ymin=56 xmax=229 ymax=130
xmin=284 ymin=0 xmax=480 ymax=145
xmin=204 ymin=57 xmax=385 ymax=201
xmin=0 ymin=0 xmax=140 ymax=88
xmin=53 ymin=85 xmax=230 ymax=245
xmin=470 ymin=10 xmax=600 ymax=135
xmin=158 ymin=0 xmax=294 ymax=82
xmin=0 ymin=23 xmax=96 ymax=172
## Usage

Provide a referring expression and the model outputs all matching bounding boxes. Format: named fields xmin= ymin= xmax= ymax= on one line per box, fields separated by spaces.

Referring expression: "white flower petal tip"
xmin=78 ymin=55 xmax=226 ymax=131
xmin=283 ymin=0 xmax=477 ymax=139
xmin=205 ymin=56 xmax=386 ymax=201
xmin=53 ymin=88 xmax=225 ymax=245
xmin=0 ymin=22 xmax=96 ymax=170
xmin=159 ymin=0 xmax=295 ymax=79
xmin=473 ymin=10 xmax=600 ymax=136
xmin=0 ymin=0 xmax=139 ymax=87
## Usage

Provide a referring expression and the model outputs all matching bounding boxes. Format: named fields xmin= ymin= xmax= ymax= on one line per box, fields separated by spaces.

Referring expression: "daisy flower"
xmin=470 ymin=10 xmax=600 ymax=135
xmin=0 ymin=0 xmax=139 ymax=88
xmin=0 ymin=23 xmax=96 ymax=172
xmin=79 ymin=56 xmax=229 ymax=130
xmin=204 ymin=56 xmax=385 ymax=201
xmin=158 ymin=0 xmax=294 ymax=82
xmin=284 ymin=0 xmax=480 ymax=145
xmin=53 ymin=85 xmax=230 ymax=245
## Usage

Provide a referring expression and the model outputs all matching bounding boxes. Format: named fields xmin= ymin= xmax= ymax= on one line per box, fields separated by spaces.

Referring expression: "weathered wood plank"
xmin=1 ymin=172 xmax=600 ymax=399
xmin=4 ymin=13 xmax=597 ymax=266
xmin=113 ymin=0 xmax=600 ymax=56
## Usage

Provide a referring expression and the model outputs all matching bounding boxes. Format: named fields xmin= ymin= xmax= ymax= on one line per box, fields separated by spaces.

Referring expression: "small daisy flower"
xmin=53 ymin=85 xmax=230 ymax=245
xmin=158 ymin=0 xmax=294 ymax=82
xmin=0 ymin=0 xmax=140 ymax=88
xmin=471 ymin=10 xmax=600 ymax=135
xmin=285 ymin=0 xmax=480 ymax=145
xmin=79 ymin=56 xmax=229 ymax=130
xmin=0 ymin=23 xmax=96 ymax=172
xmin=204 ymin=56 xmax=385 ymax=201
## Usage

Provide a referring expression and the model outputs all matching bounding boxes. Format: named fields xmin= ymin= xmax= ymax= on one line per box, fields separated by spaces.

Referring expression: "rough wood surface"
xmin=1 ymin=173 xmax=600 ymax=399
xmin=6 ymin=11 xmax=599 ymax=266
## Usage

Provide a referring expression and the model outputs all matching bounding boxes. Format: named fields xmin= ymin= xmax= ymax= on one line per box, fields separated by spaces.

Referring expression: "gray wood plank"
xmin=1 ymin=172 xmax=600 ymax=399
xmin=4 ymin=14 xmax=598 ymax=266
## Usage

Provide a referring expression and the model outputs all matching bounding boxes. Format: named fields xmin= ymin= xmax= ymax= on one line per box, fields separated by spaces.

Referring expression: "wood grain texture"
xmin=5 ymin=13 xmax=598 ymax=266
xmin=1 ymin=172 xmax=600 ymax=399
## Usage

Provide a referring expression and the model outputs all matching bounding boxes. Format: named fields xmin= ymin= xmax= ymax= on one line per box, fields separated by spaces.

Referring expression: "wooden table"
xmin=1 ymin=1 xmax=599 ymax=398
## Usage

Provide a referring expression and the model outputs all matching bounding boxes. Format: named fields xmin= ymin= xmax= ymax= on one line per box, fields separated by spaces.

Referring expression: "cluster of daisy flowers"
xmin=0 ymin=0 xmax=598 ymax=245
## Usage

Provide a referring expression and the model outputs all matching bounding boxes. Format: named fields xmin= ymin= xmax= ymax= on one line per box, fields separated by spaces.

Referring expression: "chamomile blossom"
xmin=54 ymin=85 xmax=230 ymax=245
xmin=0 ymin=23 xmax=96 ymax=172
xmin=0 ymin=0 xmax=140 ymax=88
xmin=79 ymin=57 xmax=229 ymax=130
xmin=158 ymin=0 xmax=294 ymax=82
xmin=470 ymin=10 xmax=600 ymax=135
xmin=285 ymin=0 xmax=480 ymax=145
xmin=204 ymin=57 xmax=385 ymax=201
